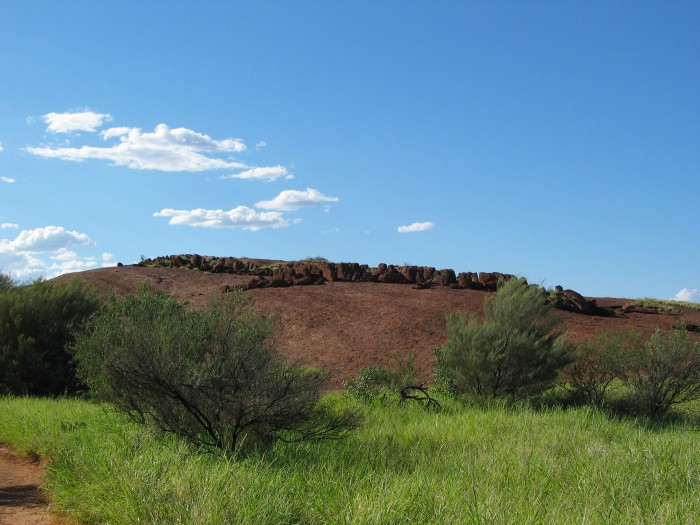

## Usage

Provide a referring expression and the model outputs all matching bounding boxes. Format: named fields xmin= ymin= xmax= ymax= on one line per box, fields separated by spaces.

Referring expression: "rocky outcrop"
xmin=548 ymin=288 xmax=613 ymax=317
xmin=136 ymin=254 xmax=611 ymax=316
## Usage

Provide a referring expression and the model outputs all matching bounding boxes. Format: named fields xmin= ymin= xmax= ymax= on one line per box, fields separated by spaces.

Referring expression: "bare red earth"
xmin=55 ymin=265 xmax=700 ymax=388
xmin=0 ymin=447 xmax=51 ymax=525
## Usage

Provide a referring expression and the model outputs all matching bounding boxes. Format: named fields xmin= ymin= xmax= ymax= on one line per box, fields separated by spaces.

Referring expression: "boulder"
xmin=435 ymin=269 xmax=457 ymax=286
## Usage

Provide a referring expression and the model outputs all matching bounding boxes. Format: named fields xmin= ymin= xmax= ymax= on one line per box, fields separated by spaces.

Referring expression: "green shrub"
xmin=623 ymin=328 xmax=700 ymax=418
xmin=0 ymin=278 xmax=103 ymax=396
xmin=71 ymin=285 xmax=358 ymax=454
xmin=0 ymin=272 xmax=15 ymax=293
xmin=436 ymin=277 xmax=571 ymax=400
xmin=563 ymin=330 xmax=639 ymax=406
xmin=346 ymin=349 xmax=419 ymax=403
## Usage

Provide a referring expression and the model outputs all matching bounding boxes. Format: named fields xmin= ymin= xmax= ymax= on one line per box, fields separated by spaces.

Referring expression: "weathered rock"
xmin=435 ymin=269 xmax=457 ymax=286
xmin=417 ymin=267 xmax=435 ymax=284
xmin=294 ymin=276 xmax=318 ymax=286
xmin=398 ymin=265 xmax=418 ymax=284
xmin=380 ymin=272 xmax=408 ymax=284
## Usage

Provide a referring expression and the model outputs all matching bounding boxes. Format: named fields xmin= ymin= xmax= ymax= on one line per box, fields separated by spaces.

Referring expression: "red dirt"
xmin=0 ymin=447 xmax=51 ymax=525
xmin=55 ymin=265 xmax=700 ymax=388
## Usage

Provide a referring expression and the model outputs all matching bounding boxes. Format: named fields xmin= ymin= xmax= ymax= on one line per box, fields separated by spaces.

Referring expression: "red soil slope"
xmin=55 ymin=265 xmax=700 ymax=388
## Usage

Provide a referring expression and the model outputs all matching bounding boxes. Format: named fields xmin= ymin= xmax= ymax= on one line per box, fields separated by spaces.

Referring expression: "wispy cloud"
xmin=42 ymin=111 xmax=113 ymax=133
xmin=220 ymin=165 xmax=293 ymax=182
xmin=397 ymin=221 xmax=435 ymax=233
xmin=255 ymin=188 xmax=339 ymax=211
xmin=27 ymin=123 xmax=248 ymax=172
xmin=0 ymin=142 xmax=4 ymax=152
xmin=0 ymin=223 xmax=19 ymax=229
xmin=674 ymin=288 xmax=699 ymax=303
xmin=154 ymin=206 xmax=293 ymax=231
xmin=1 ymin=177 xmax=16 ymax=184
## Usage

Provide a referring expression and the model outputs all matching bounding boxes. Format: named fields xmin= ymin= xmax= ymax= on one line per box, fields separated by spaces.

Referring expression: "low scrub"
xmin=436 ymin=277 xmax=572 ymax=400
xmin=564 ymin=327 xmax=700 ymax=418
xmin=0 ymin=276 xmax=102 ymax=396
xmin=72 ymin=285 xmax=357 ymax=454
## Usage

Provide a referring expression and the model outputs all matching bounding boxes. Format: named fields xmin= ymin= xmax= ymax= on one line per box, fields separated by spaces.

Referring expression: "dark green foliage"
xmin=563 ymin=330 xmax=638 ymax=406
xmin=623 ymin=328 xmax=700 ymax=418
xmin=0 ymin=273 xmax=15 ymax=293
xmin=71 ymin=285 xmax=358 ymax=454
xmin=0 ymin=278 xmax=103 ymax=395
xmin=346 ymin=349 xmax=419 ymax=403
xmin=436 ymin=278 xmax=571 ymax=399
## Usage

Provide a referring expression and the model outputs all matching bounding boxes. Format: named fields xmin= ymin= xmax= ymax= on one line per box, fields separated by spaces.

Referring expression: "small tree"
xmin=72 ymin=285 xmax=358 ymax=454
xmin=624 ymin=328 xmax=700 ymax=418
xmin=0 ymin=278 xmax=103 ymax=395
xmin=436 ymin=278 xmax=571 ymax=399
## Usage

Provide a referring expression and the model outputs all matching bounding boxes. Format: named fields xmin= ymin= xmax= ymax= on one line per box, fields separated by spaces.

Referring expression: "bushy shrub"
xmin=563 ymin=330 xmax=638 ymax=406
xmin=0 ymin=273 xmax=15 ymax=293
xmin=435 ymin=278 xmax=571 ymax=400
xmin=623 ymin=328 xmax=700 ymax=418
xmin=0 ymin=277 xmax=103 ymax=396
xmin=71 ymin=285 xmax=358 ymax=454
xmin=346 ymin=349 xmax=418 ymax=403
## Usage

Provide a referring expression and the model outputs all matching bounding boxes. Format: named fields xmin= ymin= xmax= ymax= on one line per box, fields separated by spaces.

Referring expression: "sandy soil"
xmin=0 ymin=447 xmax=51 ymax=525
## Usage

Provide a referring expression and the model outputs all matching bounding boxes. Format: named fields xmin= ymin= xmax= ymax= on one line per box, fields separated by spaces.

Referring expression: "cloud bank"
xmin=397 ymin=221 xmax=435 ymax=233
xmin=0 ymin=226 xmax=98 ymax=278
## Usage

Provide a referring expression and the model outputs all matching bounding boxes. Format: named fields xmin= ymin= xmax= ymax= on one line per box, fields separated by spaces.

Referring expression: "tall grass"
xmin=2 ymin=396 xmax=700 ymax=524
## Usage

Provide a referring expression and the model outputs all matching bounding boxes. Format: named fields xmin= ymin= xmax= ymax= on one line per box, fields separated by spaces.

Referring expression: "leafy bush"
xmin=0 ymin=272 xmax=15 ymax=293
xmin=623 ymin=328 xmax=700 ymax=418
xmin=346 ymin=349 xmax=418 ymax=403
xmin=0 ymin=277 xmax=103 ymax=396
xmin=435 ymin=277 xmax=571 ymax=399
xmin=71 ymin=285 xmax=358 ymax=454
xmin=563 ymin=330 xmax=638 ymax=406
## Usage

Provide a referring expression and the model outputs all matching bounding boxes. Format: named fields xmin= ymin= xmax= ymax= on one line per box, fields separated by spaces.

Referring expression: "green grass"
xmin=628 ymin=297 xmax=700 ymax=313
xmin=2 ymin=396 xmax=700 ymax=524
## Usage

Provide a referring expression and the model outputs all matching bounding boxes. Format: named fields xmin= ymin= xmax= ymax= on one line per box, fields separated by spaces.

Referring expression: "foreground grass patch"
xmin=1 ymin=396 xmax=700 ymax=524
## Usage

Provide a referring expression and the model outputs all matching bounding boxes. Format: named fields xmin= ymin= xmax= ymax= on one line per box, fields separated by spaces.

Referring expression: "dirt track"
xmin=0 ymin=447 xmax=50 ymax=525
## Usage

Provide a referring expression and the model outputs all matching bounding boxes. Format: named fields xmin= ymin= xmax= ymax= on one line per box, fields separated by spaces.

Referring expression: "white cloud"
xmin=0 ymin=142 xmax=4 ymax=152
xmin=397 ymin=221 xmax=435 ymax=233
xmin=0 ymin=227 xmax=98 ymax=279
xmin=46 ymin=249 xmax=98 ymax=274
xmin=220 ymin=165 xmax=293 ymax=182
xmin=255 ymin=141 xmax=267 ymax=150
xmin=101 ymin=252 xmax=114 ymax=261
xmin=0 ymin=226 xmax=92 ymax=253
xmin=27 ymin=123 xmax=248 ymax=172
xmin=154 ymin=206 xmax=293 ymax=231
xmin=1 ymin=177 xmax=16 ymax=184
xmin=255 ymin=188 xmax=339 ymax=211
xmin=674 ymin=288 xmax=700 ymax=303
xmin=43 ymin=111 xmax=113 ymax=133
xmin=1 ymin=223 xmax=19 ymax=229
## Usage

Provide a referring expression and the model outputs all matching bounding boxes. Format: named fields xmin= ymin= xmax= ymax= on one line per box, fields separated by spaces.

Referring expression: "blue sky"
xmin=1 ymin=1 xmax=698 ymax=301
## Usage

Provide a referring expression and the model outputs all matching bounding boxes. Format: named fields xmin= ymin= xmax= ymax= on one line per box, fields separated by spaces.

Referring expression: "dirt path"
xmin=0 ymin=447 xmax=52 ymax=525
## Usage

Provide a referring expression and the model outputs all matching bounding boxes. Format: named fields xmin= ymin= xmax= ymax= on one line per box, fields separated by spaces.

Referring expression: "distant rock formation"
xmin=136 ymin=254 xmax=611 ymax=316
